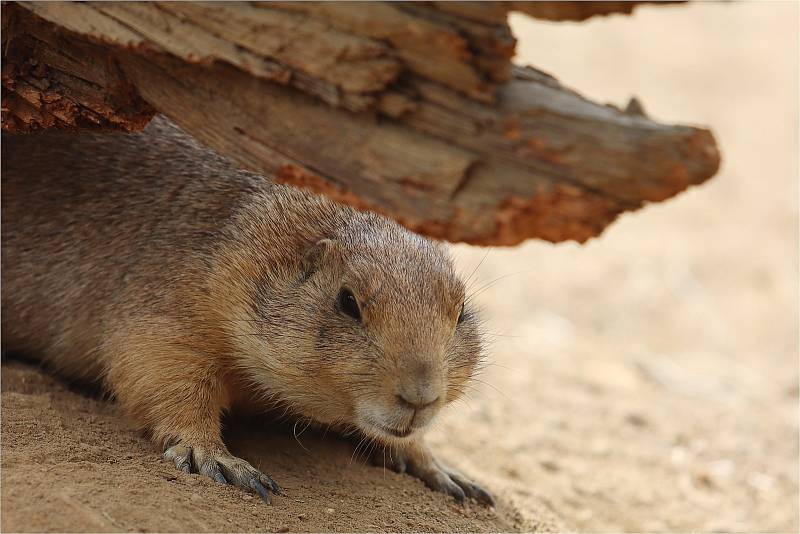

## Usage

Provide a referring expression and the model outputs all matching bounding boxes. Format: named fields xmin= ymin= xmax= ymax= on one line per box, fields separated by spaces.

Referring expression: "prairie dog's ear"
xmin=301 ymin=238 xmax=335 ymax=280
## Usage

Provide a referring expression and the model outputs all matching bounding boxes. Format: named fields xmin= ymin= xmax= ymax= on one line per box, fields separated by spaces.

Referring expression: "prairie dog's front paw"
xmin=164 ymin=441 xmax=281 ymax=503
xmin=372 ymin=443 xmax=494 ymax=506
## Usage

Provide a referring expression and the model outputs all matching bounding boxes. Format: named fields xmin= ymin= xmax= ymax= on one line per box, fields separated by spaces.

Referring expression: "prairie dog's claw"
xmin=249 ymin=478 xmax=270 ymax=502
xmin=262 ymin=475 xmax=283 ymax=495
xmin=371 ymin=444 xmax=494 ymax=506
xmin=447 ymin=470 xmax=495 ymax=506
xmin=164 ymin=443 xmax=280 ymax=503
xmin=164 ymin=444 xmax=193 ymax=474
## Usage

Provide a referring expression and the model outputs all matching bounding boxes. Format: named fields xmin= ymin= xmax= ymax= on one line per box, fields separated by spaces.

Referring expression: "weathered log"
xmin=1 ymin=1 xmax=718 ymax=245
xmin=0 ymin=4 xmax=154 ymax=132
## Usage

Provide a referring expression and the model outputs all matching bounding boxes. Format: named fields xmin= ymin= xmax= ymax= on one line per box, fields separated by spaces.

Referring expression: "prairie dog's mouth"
xmin=360 ymin=416 xmax=416 ymax=441
xmin=376 ymin=424 xmax=413 ymax=438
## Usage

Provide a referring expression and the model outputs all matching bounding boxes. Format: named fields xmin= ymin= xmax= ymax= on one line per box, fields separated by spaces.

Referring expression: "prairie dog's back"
xmin=1 ymin=117 xmax=265 ymax=377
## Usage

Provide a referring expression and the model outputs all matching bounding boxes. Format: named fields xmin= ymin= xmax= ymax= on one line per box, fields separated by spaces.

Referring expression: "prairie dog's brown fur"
xmin=1 ymin=116 xmax=491 ymax=504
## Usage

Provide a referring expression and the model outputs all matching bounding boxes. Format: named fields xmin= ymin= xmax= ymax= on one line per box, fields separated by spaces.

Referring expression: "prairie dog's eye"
xmin=457 ymin=302 xmax=466 ymax=325
xmin=337 ymin=288 xmax=361 ymax=322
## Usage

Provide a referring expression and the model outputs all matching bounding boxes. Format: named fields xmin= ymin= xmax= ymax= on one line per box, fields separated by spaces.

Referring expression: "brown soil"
xmin=2 ymin=2 xmax=798 ymax=532
xmin=1 ymin=360 xmax=551 ymax=533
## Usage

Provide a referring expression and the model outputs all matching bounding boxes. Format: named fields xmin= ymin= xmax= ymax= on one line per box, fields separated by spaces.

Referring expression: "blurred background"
xmin=433 ymin=2 xmax=799 ymax=531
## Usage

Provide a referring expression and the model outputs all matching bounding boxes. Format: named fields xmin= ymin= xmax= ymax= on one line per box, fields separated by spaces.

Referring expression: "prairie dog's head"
xmin=229 ymin=211 xmax=483 ymax=445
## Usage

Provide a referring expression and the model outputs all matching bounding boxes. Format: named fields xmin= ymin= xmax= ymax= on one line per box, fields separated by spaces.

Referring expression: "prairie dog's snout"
xmin=359 ymin=361 xmax=446 ymax=441
xmin=395 ymin=362 xmax=442 ymax=410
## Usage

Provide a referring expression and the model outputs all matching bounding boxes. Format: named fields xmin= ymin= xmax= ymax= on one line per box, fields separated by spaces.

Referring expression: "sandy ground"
xmin=2 ymin=2 xmax=798 ymax=532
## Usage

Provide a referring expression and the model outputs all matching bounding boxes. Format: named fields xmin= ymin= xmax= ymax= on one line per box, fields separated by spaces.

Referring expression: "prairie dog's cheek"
xmin=314 ymin=324 xmax=334 ymax=353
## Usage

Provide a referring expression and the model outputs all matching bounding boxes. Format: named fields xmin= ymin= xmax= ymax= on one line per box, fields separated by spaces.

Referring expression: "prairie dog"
xmin=1 ymin=116 xmax=491 ymax=504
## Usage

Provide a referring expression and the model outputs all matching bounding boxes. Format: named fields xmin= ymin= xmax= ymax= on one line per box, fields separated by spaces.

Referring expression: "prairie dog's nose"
xmin=396 ymin=367 xmax=441 ymax=410
xmin=396 ymin=390 xmax=439 ymax=410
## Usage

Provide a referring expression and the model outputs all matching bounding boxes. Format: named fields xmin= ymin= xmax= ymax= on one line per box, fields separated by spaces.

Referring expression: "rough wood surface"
xmin=1 ymin=1 xmax=718 ymax=245
xmin=1 ymin=4 xmax=154 ymax=132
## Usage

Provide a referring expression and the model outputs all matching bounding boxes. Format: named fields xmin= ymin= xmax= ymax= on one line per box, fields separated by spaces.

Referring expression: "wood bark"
xmin=1 ymin=1 xmax=718 ymax=246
